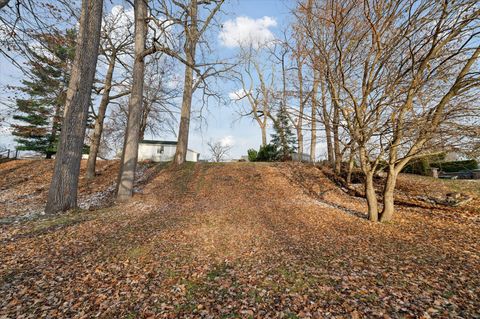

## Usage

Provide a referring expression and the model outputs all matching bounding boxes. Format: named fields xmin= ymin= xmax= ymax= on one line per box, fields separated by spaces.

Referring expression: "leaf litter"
xmin=0 ymin=161 xmax=479 ymax=318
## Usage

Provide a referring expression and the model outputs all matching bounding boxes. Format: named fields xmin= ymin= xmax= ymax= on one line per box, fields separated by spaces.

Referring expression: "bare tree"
xmin=86 ymin=7 xmax=134 ymax=179
xmin=231 ymin=43 xmax=278 ymax=146
xmin=101 ymin=57 xmax=180 ymax=159
xmin=294 ymin=0 xmax=335 ymax=164
xmin=148 ymin=0 xmax=226 ymax=165
xmin=279 ymin=26 xmax=313 ymax=161
xmin=207 ymin=140 xmax=232 ymax=162
xmin=116 ymin=0 xmax=148 ymax=201
xmin=44 ymin=0 xmax=104 ymax=214
xmin=300 ymin=0 xmax=480 ymax=222
xmin=114 ymin=0 xmax=228 ymax=199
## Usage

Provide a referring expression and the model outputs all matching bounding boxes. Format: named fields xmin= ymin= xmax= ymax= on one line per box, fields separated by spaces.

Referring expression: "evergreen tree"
xmin=271 ymin=104 xmax=297 ymax=160
xmin=12 ymin=30 xmax=76 ymax=158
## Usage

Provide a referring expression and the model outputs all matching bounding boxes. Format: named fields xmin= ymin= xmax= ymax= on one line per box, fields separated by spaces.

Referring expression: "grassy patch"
xmin=32 ymin=210 xmax=92 ymax=233
xmin=172 ymin=162 xmax=197 ymax=194
xmin=126 ymin=245 xmax=151 ymax=259
xmin=207 ymin=262 xmax=231 ymax=281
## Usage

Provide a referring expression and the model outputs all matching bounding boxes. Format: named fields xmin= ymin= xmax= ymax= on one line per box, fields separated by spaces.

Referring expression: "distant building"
xmin=138 ymin=140 xmax=200 ymax=162
xmin=292 ymin=152 xmax=311 ymax=162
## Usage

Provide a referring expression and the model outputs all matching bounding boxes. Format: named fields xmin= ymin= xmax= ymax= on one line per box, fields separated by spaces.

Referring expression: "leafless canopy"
xmin=207 ymin=140 xmax=232 ymax=162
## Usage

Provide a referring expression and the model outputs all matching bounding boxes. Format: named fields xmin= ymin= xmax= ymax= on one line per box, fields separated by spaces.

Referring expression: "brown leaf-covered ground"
xmin=1 ymin=161 xmax=479 ymax=318
xmin=0 ymin=160 xmax=119 ymax=218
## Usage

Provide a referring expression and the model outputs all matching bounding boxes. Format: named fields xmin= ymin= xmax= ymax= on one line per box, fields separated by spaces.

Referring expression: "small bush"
xmin=247 ymin=149 xmax=258 ymax=162
xmin=256 ymin=144 xmax=279 ymax=162
xmin=402 ymin=158 xmax=430 ymax=175
xmin=430 ymin=159 xmax=478 ymax=172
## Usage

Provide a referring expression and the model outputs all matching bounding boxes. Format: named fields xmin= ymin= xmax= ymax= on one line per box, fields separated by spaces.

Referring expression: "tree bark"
xmin=44 ymin=0 xmax=103 ymax=214
xmin=333 ymin=103 xmax=341 ymax=173
xmin=260 ymin=125 xmax=267 ymax=147
xmin=0 ymin=0 xmax=9 ymax=10
xmin=173 ymin=1 xmax=197 ymax=165
xmin=139 ymin=100 xmax=150 ymax=141
xmin=174 ymin=55 xmax=194 ymax=165
xmin=346 ymin=144 xmax=355 ymax=185
xmin=365 ymin=171 xmax=378 ymax=222
xmin=46 ymin=98 xmax=63 ymax=160
xmin=116 ymin=0 xmax=147 ymax=200
xmin=296 ymin=59 xmax=304 ymax=160
xmin=86 ymin=52 xmax=116 ymax=179
xmin=297 ymin=127 xmax=303 ymax=159
xmin=310 ymin=69 xmax=319 ymax=162
xmin=359 ymin=147 xmax=378 ymax=221
xmin=379 ymin=166 xmax=397 ymax=222
xmin=321 ymin=79 xmax=333 ymax=164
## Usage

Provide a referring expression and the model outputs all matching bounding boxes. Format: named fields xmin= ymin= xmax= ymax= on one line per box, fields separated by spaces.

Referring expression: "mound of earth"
xmin=0 ymin=160 xmax=161 ymax=220
xmin=1 ymin=162 xmax=479 ymax=318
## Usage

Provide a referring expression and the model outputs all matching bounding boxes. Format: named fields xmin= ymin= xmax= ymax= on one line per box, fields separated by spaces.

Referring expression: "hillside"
xmin=1 ymin=161 xmax=479 ymax=318
xmin=0 ymin=160 xmax=160 ymax=220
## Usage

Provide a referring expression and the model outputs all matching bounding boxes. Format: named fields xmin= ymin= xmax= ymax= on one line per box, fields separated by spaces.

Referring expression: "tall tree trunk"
xmin=86 ymin=52 xmax=116 ymax=179
xmin=294 ymin=55 xmax=304 ymax=160
xmin=261 ymin=124 xmax=267 ymax=147
xmin=139 ymin=100 xmax=150 ymax=141
xmin=310 ymin=69 xmax=319 ymax=162
xmin=116 ymin=0 xmax=147 ymax=200
xmin=346 ymin=144 xmax=355 ymax=185
xmin=379 ymin=165 xmax=397 ymax=222
xmin=321 ymin=80 xmax=333 ymax=164
xmin=174 ymin=54 xmax=194 ymax=165
xmin=44 ymin=0 xmax=103 ymax=214
xmin=333 ymin=103 xmax=341 ymax=173
xmin=46 ymin=99 xmax=63 ymax=160
xmin=359 ymin=147 xmax=378 ymax=221
xmin=365 ymin=171 xmax=378 ymax=222
xmin=297 ymin=127 xmax=303 ymax=160
xmin=174 ymin=1 xmax=197 ymax=166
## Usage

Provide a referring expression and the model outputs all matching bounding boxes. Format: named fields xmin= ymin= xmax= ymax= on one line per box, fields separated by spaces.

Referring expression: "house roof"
xmin=140 ymin=140 xmax=178 ymax=145
xmin=139 ymin=140 xmax=200 ymax=155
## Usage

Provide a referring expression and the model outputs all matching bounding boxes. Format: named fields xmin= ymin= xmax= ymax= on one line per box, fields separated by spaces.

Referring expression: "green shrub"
xmin=430 ymin=159 xmax=478 ymax=172
xmin=401 ymin=153 xmax=447 ymax=175
xmin=247 ymin=149 xmax=258 ymax=162
xmin=256 ymin=144 xmax=279 ymax=162
xmin=402 ymin=158 xmax=430 ymax=175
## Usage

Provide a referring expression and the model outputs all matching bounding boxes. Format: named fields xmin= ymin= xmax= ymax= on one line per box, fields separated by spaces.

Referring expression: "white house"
xmin=137 ymin=140 xmax=200 ymax=162
xmin=292 ymin=152 xmax=311 ymax=162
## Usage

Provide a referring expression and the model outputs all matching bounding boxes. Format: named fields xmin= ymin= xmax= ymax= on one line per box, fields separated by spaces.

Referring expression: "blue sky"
xmin=0 ymin=0 xmax=311 ymax=160
xmin=185 ymin=0 xmax=296 ymax=159
xmin=171 ymin=0 xmax=296 ymax=159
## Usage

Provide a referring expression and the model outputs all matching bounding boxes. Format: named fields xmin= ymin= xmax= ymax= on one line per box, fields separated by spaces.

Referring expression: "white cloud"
xmin=219 ymin=16 xmax=277 ymax=48
xmin=103 ymin=5 xmax=135 ymax=47
xmin=220 ymin=135 xmax=235 ymax=147
xmin=228 ymin=88 xmax=249 ymax=100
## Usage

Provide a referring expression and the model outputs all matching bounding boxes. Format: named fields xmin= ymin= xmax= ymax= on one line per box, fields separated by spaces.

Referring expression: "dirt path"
xmin=1 ymin=163 xmax=479 ymax=318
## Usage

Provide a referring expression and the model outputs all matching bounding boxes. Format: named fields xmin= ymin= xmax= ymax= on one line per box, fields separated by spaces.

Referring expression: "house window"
xmin=157 ymin=146 xmax=164 ymax=154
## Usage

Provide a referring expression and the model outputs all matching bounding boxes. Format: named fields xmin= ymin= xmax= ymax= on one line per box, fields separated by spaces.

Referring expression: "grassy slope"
xmin=0 ymin=161 xmax=479 ymax=318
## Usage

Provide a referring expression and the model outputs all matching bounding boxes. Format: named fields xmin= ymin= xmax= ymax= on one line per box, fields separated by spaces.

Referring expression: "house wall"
xmin=137 ymin=143 xmax=198 ymax=162
xmin=292 ymin=153 xmax=311 ymax=162
xmin=185 ymin=150 xmax=199 ymax=162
